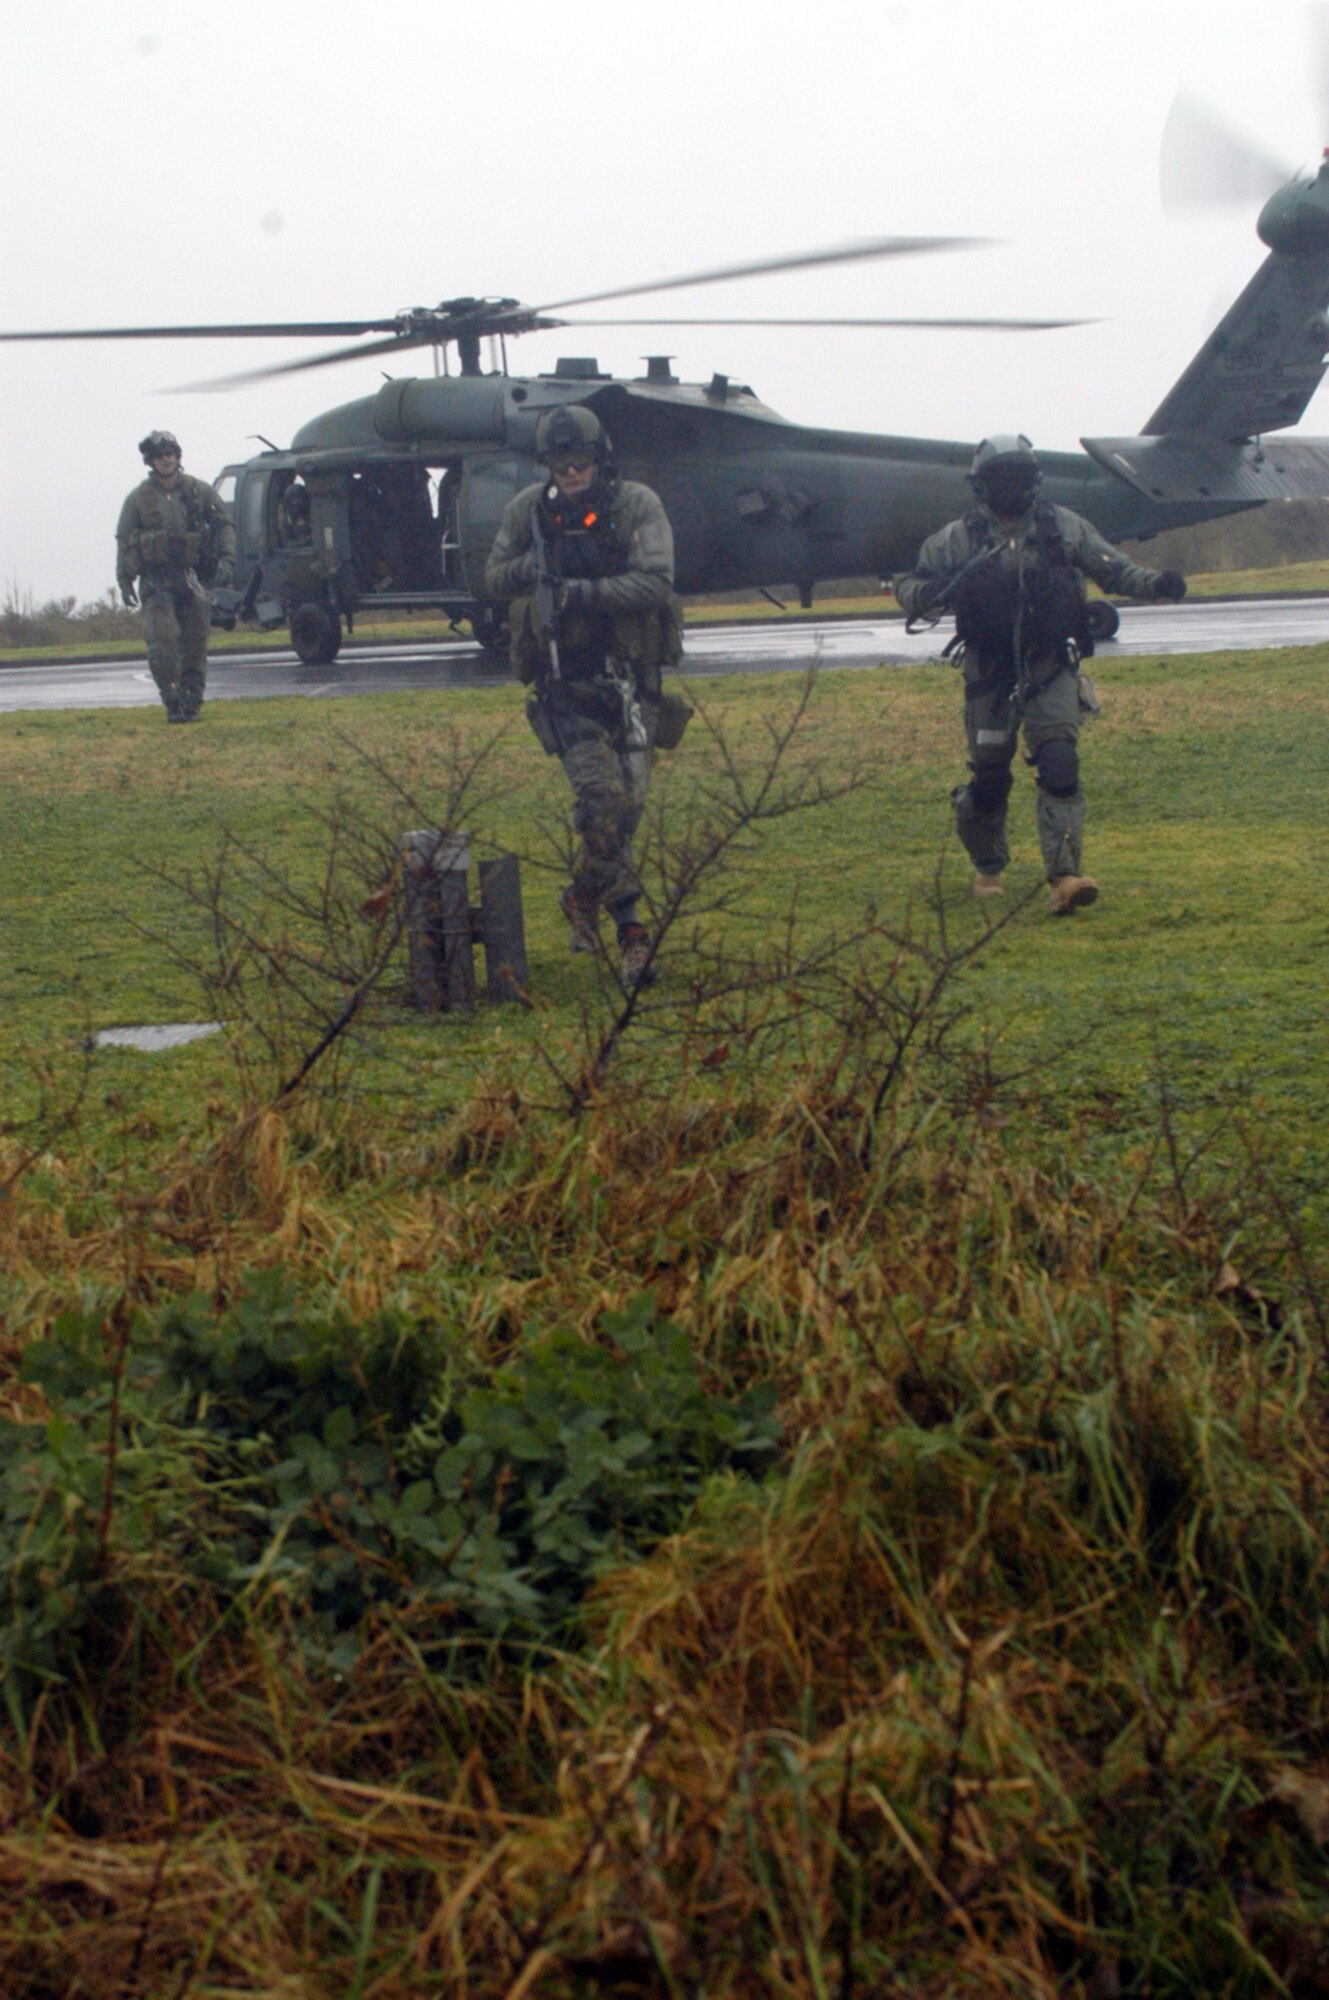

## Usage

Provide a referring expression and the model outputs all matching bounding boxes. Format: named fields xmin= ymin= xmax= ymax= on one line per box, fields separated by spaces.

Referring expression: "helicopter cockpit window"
xmin=239 ymin=474 xmax=267 ymax=555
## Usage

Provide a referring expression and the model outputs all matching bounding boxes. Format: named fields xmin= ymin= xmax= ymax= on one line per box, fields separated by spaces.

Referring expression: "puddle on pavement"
xmin=95 ymin=1023 xmax=222 ymax=1053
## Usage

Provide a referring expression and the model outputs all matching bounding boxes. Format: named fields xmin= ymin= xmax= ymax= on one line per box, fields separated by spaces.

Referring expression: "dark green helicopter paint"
xmin=216 ymin=163 xmax=1329 ymax=661
xmin=9 ymin=188 xmax=1329 ymax=664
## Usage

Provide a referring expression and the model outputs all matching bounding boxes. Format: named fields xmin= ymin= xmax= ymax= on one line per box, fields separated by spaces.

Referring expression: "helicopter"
xmin=6 ymin=168 xmax=1329 ymax=665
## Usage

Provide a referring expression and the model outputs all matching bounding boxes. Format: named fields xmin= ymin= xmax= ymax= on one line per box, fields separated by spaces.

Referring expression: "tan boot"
xmin=1048 ymin=874 xmax=1099 ymax=916
xmin=974 ymin=871 xmax=1005 ymax=898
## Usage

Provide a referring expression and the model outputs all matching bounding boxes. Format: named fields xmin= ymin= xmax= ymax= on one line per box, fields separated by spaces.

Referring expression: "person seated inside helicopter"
xmin=276 ymin=478 xmax=312 ymax=547
xmin=348 ymin=473 xmax=397 ymax=590
xmin=348 ymin=466 xmax=440 ymax=592
xmin=394 ymin=464 xmax=443 ymax=590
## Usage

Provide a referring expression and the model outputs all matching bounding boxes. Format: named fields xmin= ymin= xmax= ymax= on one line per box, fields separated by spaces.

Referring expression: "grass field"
xmin=1 ymin=645 xmax=1327 ymax=1996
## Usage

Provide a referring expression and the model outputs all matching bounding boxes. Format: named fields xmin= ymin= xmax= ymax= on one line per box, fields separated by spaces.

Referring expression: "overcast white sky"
xmin=1 ymin=0 xmax=1325 ymax=603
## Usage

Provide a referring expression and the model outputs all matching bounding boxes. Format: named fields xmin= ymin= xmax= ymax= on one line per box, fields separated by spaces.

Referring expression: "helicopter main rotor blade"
xmin=1159 ymin=91 xmax=1291 ymax=210
xmin=174 ymin=330 xmax=447 ymax=392
xmin=568 ymin=315 xmax=1093 ymax=331
xmin=520 ymin=237 xmax=989 ymax=316
xmin=0 ymin=319 xmax=404 ymax=343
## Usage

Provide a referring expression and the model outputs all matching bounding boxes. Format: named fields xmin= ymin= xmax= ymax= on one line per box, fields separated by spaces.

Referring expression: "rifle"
xmin=529 ymin=494 xmax=645 ymax=747
xmin=903 ymin=538 xmax=1004 ymax=634
xmin=529 ymin=502 xmax=562 ymax=683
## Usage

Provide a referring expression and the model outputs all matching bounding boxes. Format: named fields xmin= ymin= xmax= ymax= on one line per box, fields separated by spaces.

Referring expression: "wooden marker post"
xmin=400 ymin=832 xmax=528 ymax=1010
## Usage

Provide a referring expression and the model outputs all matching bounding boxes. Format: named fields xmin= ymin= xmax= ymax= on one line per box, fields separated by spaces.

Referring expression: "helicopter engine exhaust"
xmin=374 ymin=377 xmax=507 ymax=445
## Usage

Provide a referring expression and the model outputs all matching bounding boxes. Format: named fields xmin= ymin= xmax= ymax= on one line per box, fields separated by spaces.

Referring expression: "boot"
xmin=559 ymin=885 xmax=600 ymax=954
xmin=974 ymin=871 xmax=1004 ymax=898
xmin=618 ymin=923 xmax=657 ymax=989
xmin=1048 ymin=874 xmax=1099 ymax=916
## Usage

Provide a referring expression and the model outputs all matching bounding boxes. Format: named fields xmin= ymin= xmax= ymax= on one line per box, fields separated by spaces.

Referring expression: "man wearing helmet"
xmin=116 ymin=431 xmax=235 ymax=722
xmin=894 ymin=436 xmax=1186 ymax=914
xmin=485 ymin=404 xmax=683 ymax=986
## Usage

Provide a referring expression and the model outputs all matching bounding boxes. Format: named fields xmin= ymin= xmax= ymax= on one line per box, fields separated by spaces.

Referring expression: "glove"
xmin=1153 ymin=569 xmax=1186 ymax=603
xmin=120 ymin=582 xmax=139 ymax=609
xmin=914 ymin=579 xmax=944 ymax=614
xmin=213 ymin=559 xmax=234 ymax=589
xmin=556 ymin=578 xmax=595 ymax=612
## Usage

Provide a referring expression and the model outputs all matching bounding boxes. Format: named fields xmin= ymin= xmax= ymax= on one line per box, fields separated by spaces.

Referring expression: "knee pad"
xmin=1034 ymin=738 xmax=1079 ymax=798
xmin=969 ymin=762 xmax=1013 ymax=815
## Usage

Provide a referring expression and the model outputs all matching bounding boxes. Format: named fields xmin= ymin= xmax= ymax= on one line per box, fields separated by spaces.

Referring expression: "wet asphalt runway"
xmin=1 ymin=597 xmax=1325 ymax=713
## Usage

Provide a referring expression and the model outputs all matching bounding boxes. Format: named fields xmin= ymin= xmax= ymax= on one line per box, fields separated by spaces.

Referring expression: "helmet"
xmin=534 ymin=404 xmax=607 ymax=463
xmin=970 ymin=433 xmax=1039 ymax=512
xmin=139 ymin=429 xmax=182 ymax=464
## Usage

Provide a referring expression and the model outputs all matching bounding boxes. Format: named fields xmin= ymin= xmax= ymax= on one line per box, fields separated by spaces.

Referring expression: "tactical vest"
xmin=510 ymin=593 xmax=685 ymax=688
xmin=952 ymin=503 xmax=1092 ymax=680
xmin=125 ymin=476 xmax=220 ymax=578
xmin=509 ymin=486 xmax=684 ymax=687
xmin=540 ymin=489 xmax=628 ymax=581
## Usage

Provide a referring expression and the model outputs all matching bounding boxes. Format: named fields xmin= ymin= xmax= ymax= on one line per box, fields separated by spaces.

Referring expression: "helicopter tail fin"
xmin=1079 ymin=184 xmax=1329 ymax=513
xmin=1141 ymin=229 xmax=1329 ymax=440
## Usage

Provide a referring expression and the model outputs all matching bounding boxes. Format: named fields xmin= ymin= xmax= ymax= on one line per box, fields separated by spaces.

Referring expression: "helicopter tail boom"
xmin=1082 ymin=430 xmax=1329 ymax=510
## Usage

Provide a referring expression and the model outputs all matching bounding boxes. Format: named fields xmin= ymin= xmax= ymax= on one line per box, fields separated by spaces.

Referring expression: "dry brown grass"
xmin=2 ymin=1055 xmax=1327 ymax=1996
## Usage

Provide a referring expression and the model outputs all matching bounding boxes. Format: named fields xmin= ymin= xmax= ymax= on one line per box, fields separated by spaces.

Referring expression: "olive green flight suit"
xmin=895 ymin=502 xmax=1169 ymax=882
xmin=485 ymin=477 xmax=678 ymax=922
xmin=116 ymin=471 xmax=235 ymax=719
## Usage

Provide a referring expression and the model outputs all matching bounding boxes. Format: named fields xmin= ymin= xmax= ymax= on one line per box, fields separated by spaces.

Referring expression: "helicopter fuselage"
xmin=216 ymin=350 xmax=1329 ymax=664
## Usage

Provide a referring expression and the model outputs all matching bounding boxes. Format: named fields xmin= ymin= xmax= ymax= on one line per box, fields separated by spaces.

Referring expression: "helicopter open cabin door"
xmin=221 ymin=449 xmax=510 ymax=665
xmin=452 ymin=449 xmax=531 ymax=650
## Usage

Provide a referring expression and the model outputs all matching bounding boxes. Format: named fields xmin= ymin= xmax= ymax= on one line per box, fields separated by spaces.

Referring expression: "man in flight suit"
xmin=894 ymin=434 xmax=1186 ymax=913
xmin=116 ymin=430 xmax=235 ymax=722
xmin=484 ymin=405 xmax=683 ymax=987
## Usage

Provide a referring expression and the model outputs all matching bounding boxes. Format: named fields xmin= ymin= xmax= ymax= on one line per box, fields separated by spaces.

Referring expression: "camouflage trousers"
xmin=548 ymin=717 xmax=655 ymax=921
xmin=953 ymin=663 xmax=1084 ymax=881
xmin=143 ymin=587 xmax=212 ymax=717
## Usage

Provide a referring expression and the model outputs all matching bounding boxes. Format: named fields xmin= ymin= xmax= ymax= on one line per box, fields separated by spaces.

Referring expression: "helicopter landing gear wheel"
xmin=290 ymin=600 xmax=342 ymax=665
xmin=1085 ymin=598 xmax=1120 ymax=643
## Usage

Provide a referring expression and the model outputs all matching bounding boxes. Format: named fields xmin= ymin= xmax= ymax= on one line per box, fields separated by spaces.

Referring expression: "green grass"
xmin=2 ymin=644 xmax=1328 ymax=1997
xmin=1 ymin=645 xmax=1324 ymax=1175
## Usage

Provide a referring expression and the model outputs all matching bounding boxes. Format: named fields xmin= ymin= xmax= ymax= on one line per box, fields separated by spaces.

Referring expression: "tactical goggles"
xmin=549 ymin=452 xmax=596 ymax=475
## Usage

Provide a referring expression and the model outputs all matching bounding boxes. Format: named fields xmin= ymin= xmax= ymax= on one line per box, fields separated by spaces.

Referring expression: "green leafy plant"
xmin=0 ymin=1280 xmax=781 ymax=1703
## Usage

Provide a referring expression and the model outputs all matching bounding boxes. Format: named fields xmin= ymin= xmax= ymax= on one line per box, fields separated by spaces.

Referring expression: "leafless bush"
xmin=524 ymin=672 xmax=1035 ymax=1136
xmin=138 ymin=725 xmax=507 ymax=1109
xmin=1 ymin=579 xmax=140 ymax=649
